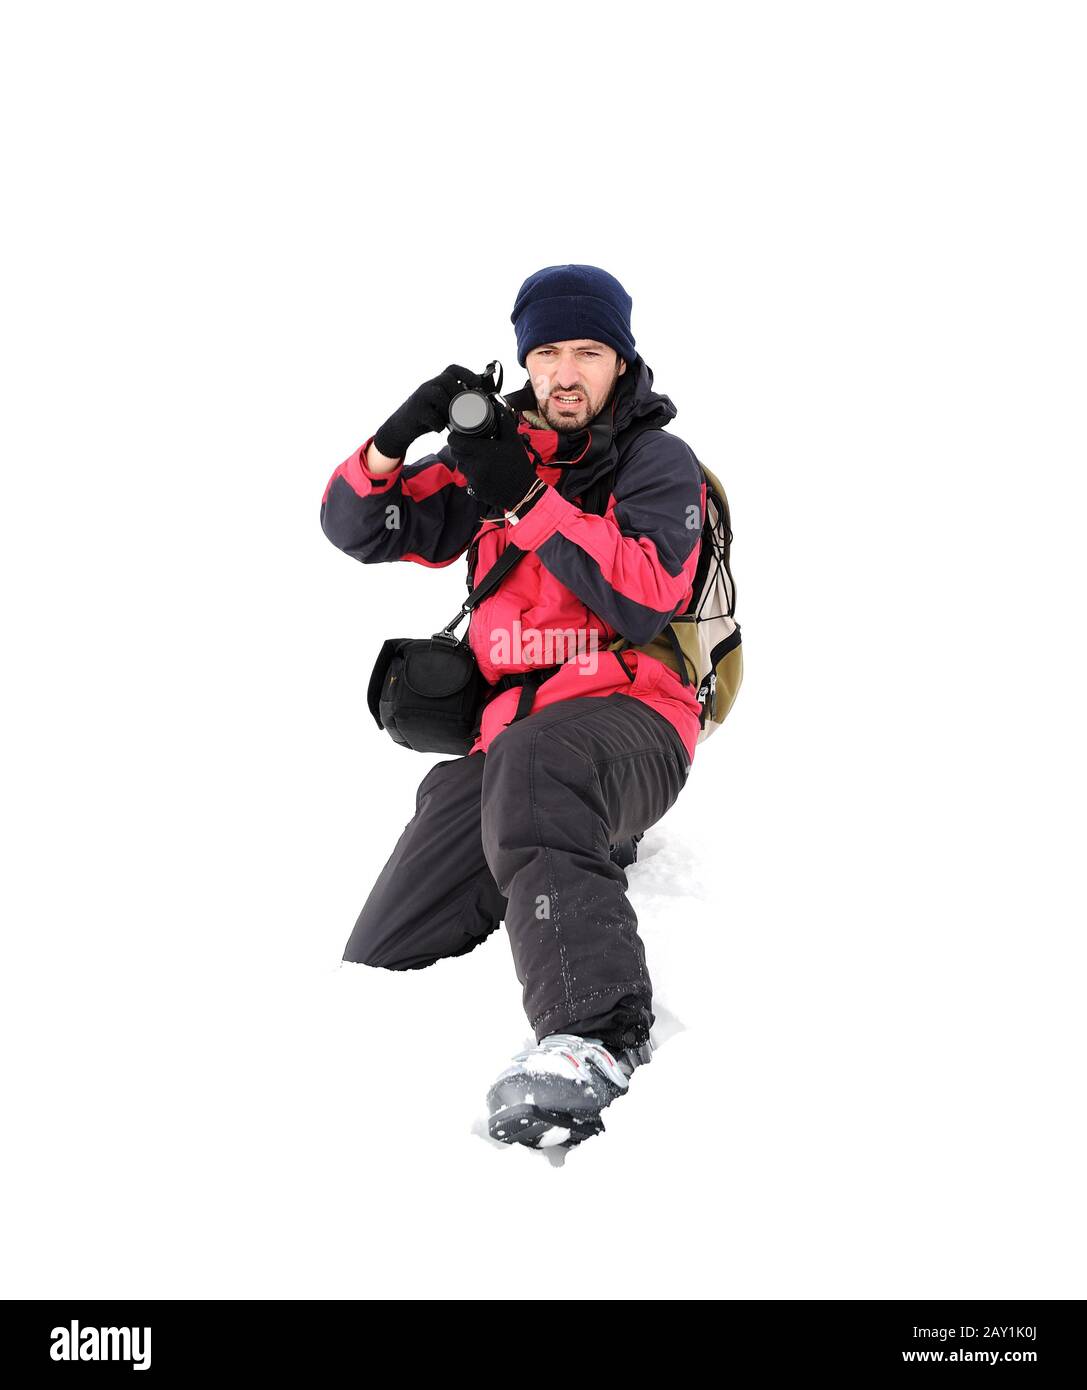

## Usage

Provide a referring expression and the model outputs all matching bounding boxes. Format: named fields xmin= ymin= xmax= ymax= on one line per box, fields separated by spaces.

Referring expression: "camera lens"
xmin=448 ymin=390 xmax=493 ymax=436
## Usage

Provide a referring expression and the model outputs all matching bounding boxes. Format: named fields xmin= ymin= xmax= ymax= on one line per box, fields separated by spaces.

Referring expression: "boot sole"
xmin=488 ymin=1103 xmax=605 ymax=1148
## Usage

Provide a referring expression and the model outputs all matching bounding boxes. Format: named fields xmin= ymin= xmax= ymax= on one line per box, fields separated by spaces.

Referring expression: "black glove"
xmin=373 ymin=364 xmax=488 ymax=460
xmin=447 ymin=407 xmax=544 ymax=514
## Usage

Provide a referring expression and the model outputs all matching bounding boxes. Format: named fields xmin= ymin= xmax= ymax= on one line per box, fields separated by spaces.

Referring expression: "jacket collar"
xmin=504 ymin=355 xmax=678 ymax=499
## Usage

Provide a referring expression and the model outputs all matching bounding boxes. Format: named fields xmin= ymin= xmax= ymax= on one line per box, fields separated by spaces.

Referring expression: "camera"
xmin=447 ymin=360 xmax=511 ymax=438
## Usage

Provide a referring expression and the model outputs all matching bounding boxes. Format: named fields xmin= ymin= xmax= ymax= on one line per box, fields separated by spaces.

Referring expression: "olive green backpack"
xmin=582 ymin=442 xmax=743 ymax=741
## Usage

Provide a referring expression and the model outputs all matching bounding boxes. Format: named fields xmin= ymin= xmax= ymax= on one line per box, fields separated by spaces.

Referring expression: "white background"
xmin=1 ymin=0 xmax=1084 ymax=1299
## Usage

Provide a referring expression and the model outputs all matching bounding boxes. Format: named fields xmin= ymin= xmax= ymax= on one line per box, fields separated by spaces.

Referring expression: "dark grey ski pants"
xmin=343 ymin=692 xmax=691 ymax=1053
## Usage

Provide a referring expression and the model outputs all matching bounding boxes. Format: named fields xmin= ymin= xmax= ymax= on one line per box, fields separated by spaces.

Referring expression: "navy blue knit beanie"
xmin=510 ymin=264 xmax=635 ymax=368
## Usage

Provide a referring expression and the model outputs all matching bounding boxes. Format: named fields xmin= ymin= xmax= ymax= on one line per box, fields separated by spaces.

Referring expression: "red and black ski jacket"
xmin=320 ymin=356 xmax=706 ymax=763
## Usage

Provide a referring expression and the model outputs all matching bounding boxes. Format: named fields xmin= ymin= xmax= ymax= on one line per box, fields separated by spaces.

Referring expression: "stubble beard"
xmin=540 ymin=367 xmax=622 ymax=434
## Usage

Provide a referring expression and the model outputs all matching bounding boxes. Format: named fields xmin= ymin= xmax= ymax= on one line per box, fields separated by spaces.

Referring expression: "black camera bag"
xmin=367 ymin=541 xmax=528 ymax=754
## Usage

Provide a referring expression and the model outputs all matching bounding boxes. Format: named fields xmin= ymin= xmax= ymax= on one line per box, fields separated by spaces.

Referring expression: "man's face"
xmin=525 ymin=340 xmax=627 ymax=433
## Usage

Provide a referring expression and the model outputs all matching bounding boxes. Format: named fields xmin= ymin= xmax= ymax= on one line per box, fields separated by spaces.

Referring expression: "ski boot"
xmin=486 ymin=1033 xmax=652 ymax=1149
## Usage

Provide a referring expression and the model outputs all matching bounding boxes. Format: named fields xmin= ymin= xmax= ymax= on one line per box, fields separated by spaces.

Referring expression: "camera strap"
xmin=434 ymin=541 xmax=527 ymax=639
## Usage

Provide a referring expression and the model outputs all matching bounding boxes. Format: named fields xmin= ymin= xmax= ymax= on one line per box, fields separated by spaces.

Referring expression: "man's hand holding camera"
xmin=372 ymin=364 xmax=489 ymax=465
xmin=447 ymin=407 xmax=545 ymax=519
xmin=373 ymin=360 xmax=546 ymax=519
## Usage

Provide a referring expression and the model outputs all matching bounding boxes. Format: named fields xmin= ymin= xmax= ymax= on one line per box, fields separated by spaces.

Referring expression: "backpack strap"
xmin=663 ymin=625 xmax=694 ymax=686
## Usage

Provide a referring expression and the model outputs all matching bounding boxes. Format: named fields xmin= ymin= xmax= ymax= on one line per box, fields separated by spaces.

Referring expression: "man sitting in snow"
xmin=320 ymin=265 xmax=708 ymax=1149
